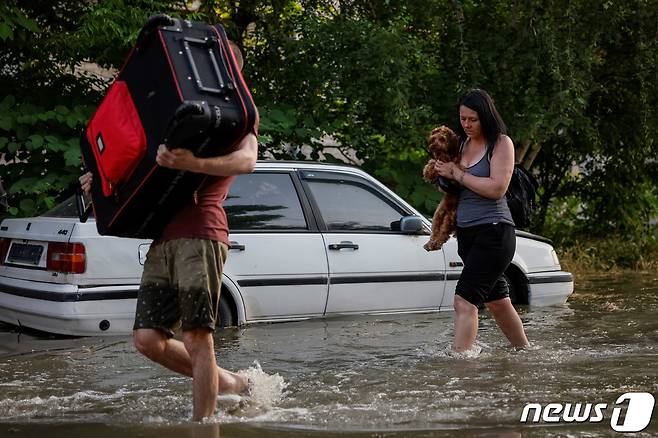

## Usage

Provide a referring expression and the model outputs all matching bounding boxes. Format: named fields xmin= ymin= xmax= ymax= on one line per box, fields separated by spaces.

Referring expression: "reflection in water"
xmin=0 ymin=274 xmax=657 ymax=437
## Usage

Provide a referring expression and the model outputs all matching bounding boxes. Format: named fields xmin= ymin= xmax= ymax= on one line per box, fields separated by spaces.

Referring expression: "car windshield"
xmin=41 ymin=195 xmax=92 ymax=218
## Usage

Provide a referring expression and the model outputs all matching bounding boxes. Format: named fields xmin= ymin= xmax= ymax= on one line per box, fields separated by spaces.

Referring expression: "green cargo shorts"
xmin=133 ymin=238 xmax=228 ymax=337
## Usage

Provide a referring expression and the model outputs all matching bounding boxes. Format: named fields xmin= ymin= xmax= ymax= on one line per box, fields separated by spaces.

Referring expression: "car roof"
xmin=254 ymin=160 xmax=365 ymax=174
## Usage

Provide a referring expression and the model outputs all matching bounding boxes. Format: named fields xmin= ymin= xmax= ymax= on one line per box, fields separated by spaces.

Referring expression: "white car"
xmin=0 ymin=161 xmax=573 ymax=336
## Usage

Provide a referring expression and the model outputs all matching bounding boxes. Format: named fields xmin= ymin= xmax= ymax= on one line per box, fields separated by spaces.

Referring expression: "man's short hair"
xmin=228 ymin=40 xmax=244 ymax=70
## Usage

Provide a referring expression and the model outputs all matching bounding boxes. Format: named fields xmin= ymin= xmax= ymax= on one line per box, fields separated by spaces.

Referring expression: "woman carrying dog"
xmin=433 ymin=89 xmax=529 ymax=353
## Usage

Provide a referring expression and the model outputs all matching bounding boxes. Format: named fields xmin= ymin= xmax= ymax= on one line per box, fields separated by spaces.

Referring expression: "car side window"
xmin=305 ymin=178 xmax=405 ymax=232
xmin=225 ymin=172 xmax=308 ymax=230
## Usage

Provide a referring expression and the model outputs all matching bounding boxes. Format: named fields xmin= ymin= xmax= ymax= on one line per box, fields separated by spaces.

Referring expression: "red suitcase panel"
xmin=86 ymin=80 xmax=147 ymax=197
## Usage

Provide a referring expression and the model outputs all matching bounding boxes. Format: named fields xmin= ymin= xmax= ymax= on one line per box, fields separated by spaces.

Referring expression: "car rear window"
xmin=225 ymin=172 xmax=308 ymax=230
xmin=41 ymin=196 xmax=88 ymax=218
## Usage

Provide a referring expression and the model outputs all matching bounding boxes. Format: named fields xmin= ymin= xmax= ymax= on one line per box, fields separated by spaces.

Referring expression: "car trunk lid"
xmin=0 ymin=217 xmax=79 ymax=283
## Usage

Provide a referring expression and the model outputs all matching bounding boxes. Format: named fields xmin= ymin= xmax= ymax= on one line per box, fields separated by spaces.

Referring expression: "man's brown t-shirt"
xmin=157 ymin=175 xmax=235 ymax=246
xmin=156 ymin=114 xmax=258 ymax=246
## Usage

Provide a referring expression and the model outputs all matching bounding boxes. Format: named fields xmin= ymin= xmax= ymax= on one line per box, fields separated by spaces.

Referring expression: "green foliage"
xmin=557 ymin=231 xmax=658 ymax=277
xmin=0 ymin=1 xmax=181 ymax=217
xmin=0 ymin=0 xmax=656 ymax=264
xmin=0 ymin=94 xmax=94 ymax=216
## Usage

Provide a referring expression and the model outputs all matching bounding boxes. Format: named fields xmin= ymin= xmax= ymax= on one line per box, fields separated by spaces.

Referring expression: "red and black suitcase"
xmin=78 ymin=14 xmax=258 ymax=239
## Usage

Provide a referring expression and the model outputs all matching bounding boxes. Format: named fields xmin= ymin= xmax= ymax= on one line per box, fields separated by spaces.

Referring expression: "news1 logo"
xmin=520 ymin=392 xmax=655 ymax=432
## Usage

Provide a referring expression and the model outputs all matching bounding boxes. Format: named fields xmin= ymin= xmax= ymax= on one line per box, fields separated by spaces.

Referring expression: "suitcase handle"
xmin=163 ymin=101 xmax=216 ymax=150
xmin=136 ymin=14 xmax=175 ymax=49
xmin=76 ymin=187 xmax=92 ymax=224
xmin=182 ymin=36 xmax=234 ymax=95
xmin=174 ymin=102 xmax=204 ymax=119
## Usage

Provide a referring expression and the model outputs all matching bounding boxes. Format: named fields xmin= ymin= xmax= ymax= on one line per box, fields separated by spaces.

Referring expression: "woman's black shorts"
xmin=454 ymin=223 xmax=516 ymax=306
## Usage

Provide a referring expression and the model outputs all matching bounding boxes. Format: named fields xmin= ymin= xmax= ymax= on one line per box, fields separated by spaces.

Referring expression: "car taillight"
xmin=0 ymin=238 xmax=10 ymax=265
xmin=47 ymin=242 xmax=86 ymax=273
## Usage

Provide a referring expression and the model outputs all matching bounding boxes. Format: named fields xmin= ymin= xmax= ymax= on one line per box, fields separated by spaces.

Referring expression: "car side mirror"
xmin=399 ymin=215 xmax=424 ymax=234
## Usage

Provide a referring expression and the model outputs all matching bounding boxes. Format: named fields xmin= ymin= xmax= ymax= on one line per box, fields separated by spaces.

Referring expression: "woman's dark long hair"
xmin=458 ymin=89 xmax=507 ymax=148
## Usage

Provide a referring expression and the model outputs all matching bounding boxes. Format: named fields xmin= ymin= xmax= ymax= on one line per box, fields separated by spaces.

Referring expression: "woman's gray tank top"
xmin=457 ymin=147 xmax=514 ymax=228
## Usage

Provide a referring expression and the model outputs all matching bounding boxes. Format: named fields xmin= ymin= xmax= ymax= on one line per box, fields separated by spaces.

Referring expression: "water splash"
xmin=421 ymin=342 xmax=488 ymax=359
xmin=214 ymin=360 xmax=287 ymax=420
xmin=445 ymin=344 xmax=484 ymax=359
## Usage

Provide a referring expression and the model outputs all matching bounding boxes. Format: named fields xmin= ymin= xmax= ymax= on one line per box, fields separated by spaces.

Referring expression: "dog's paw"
xmin=423 ymin=241 xmax=441 ymax=252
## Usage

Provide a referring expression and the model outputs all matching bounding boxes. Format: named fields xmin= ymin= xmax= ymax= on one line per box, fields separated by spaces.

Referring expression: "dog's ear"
xmin=427 ymin=129 xmax=436 ymax=158
xmin=448 ymin=130 xmax=460 ymax=157
xmin=435 ymin=126 xmax=458 ymax=157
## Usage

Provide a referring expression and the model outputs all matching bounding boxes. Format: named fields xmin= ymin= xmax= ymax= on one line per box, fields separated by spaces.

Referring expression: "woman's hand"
xmin=156 ymin=145 xmax=201 ymax=172
xmin=79 ymin=172 xmax=93 ymax=197
xmin=434 ymin=160 xmax=463 ymax=181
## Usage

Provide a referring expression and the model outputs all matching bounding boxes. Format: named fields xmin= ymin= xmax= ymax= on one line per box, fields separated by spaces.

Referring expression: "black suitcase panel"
xmin=80 ymin=15 xmax=257 ymax=239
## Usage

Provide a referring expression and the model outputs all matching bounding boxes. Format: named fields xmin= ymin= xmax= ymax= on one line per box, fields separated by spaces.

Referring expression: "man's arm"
xmin=156 ymin=133 xmax=258 ymax=176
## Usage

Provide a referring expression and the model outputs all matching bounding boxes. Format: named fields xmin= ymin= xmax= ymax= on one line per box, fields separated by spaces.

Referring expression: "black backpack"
xmin=505 ymin=164 xmax=538 ymax=229
xmin=486 ymin=143 xmax=538 ymax=229
xmin=435 ymin=141 xmax=539 ymax=229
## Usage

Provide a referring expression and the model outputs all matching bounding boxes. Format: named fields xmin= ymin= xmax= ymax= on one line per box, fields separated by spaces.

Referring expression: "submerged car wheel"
xmin=504 ymin=270 xmax=530 ymax=305
xmin=218 ymin=294 xmax=234 ymax=329
xmin=504 ymin=273 xmax=518 ymax=304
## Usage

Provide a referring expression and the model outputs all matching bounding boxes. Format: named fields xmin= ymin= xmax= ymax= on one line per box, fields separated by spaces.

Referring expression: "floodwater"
xmin=0 ymin=273 xmax=657 ymax=438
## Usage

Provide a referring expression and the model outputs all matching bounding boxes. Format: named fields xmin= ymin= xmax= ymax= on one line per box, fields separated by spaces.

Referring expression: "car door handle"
xmin=328 ymin=241 xmax=359 ymax=250
xmin=228 ymin=241 xmax=245 ymax=251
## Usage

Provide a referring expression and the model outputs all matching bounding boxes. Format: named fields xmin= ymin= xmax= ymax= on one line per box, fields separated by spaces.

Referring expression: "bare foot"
xmin=217 ymin=367 xmax=249 ymax=394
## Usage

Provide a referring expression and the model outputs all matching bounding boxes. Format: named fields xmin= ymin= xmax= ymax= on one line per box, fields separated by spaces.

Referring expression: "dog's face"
xmin=427 ymin=126 xmax=459 ymax=162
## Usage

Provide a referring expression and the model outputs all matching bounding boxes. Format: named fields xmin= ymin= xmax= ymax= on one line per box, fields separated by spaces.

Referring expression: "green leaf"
xmin=64 ymin=148 xmax=81 ymax=167
xmin=43 ymin=196 xmax=57 ymax=210
xmin=55 ymin=105 xmax=70 ymax=115
xmin=44 ymin=138 xmax=67 ymax=152
xmin=15 ymin=125 xmax=28 ymax=140
xmin=28 ymin=134 xmax=44 ymax=149
xmin=19 ymin=198 xmax=35 ymax=212
xmin=0 ymin=117 xmax=12 ymax=131
xmin=0 ymin=95 xmax=15 ymax=108
xmin=13 ymin=11 xmax=40 ymax=33
xmin=65 ymin=117 xmax=79 ymax=129
xmin=0 ymin=23 xmax=12 ymax=41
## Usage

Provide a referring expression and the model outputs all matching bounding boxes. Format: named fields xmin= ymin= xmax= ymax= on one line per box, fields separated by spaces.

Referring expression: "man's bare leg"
xmin=183 ymin=328 xmax=218 ymax=420
xmin=133 ymin=328 xmax=248 ymax=394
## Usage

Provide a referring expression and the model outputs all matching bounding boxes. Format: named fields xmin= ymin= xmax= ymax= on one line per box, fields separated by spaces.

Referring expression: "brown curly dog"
xmin=422 ymin=125 xmax=462 ymax=251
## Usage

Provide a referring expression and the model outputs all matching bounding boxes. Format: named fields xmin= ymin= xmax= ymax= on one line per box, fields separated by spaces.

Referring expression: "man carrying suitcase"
xmin=80 ymin=43 xmax=257 ymax=422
